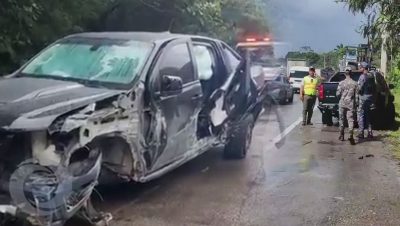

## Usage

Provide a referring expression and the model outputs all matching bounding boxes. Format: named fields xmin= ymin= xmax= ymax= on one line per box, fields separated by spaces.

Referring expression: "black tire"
xmin=224 ymin=115 xmax=254 ymax=159
xmin=279 ymin=91 xmax=287 ymax=105
xmin=371 ymin=109 xmax=382 ymax=130
xmin=374 ymin=103 xmax=396 ymax=129
xmin=322 ymin=111 xmax=333 ymax=126
xmin=288 ymin=92 xmax=294 ymax=103
xmin=386 ymin=102 xmax=395 ymax=127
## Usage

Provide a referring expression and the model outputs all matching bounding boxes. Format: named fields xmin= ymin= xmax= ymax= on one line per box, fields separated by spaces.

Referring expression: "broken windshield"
xmin=22 ymin=39 xmax=153 ymax=86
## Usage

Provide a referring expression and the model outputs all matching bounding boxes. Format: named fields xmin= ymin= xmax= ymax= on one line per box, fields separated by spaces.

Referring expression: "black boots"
xmin=340 ymin=132 xmax=355 ymax=145
xmin=348 ymin=135 xmax=356 ymax=145
xmin=339 ymin=132 xmax=345 ymax=141
xmin=357 ymin=131 xmax=373 ymax=139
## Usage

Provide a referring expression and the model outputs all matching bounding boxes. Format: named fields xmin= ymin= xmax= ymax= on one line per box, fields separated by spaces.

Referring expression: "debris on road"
xmin=333 ymin=196 xmax=345 ymax=201
xmin=318 ymin=140 xmax=335 ymax=145
xmin=358 ymin=154 xmax=375 ymax=160
xmin=303 ymin=140 xmax=313 ymax=146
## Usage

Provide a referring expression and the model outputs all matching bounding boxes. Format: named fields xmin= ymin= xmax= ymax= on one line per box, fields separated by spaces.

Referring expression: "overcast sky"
xmin=266 ymin=0 xmax=367 ymax=56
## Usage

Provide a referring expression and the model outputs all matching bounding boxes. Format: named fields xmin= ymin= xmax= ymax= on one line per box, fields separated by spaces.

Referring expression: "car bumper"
xmin=318 ymin=104 xmax=339 ymax=117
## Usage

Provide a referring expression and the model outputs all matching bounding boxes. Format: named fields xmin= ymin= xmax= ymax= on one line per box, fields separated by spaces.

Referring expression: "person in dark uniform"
xmin=357 ymin=62 xmax=376 ymax=139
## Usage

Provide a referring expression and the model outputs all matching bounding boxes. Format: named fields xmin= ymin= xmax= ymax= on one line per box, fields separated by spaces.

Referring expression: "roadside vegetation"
xmin=388 ymin=88 xmax=400 ymax=158
xmin=0 ymin=0 xmax=269 ymax=75
xmin=338 ymin=0 xmax=400 ymax=155
xmin=284 ymin=44 xmax=347 ymax=70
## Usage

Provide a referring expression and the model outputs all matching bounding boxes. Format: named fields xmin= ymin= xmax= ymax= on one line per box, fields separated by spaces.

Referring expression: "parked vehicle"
xmin=318 ymin=70 xmax=395 ymax=128
xmin=288 ymin=66 xmax=309 ymax=93
xmin=0 ymin=32 xmax=267 ymax=225
xmin=265 ymin=74 xmax=294 ymax=105
xmin=286 ymin=59 xmax=307 ymax=77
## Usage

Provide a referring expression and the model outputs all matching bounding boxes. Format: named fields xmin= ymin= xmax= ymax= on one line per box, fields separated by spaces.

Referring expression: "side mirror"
xmin=161 ymin=75 xmax=183 ymax=96
xmin=389 ymin=83 xmax=395 ymax=90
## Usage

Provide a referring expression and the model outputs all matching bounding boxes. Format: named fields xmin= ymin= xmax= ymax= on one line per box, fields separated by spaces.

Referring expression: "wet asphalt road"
xmin=72 ymin=96 xmax=400 ymax=226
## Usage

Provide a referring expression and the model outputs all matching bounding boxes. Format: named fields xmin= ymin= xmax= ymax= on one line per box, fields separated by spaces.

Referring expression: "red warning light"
xmin=246 ymin=38 xmax=257 ymax=42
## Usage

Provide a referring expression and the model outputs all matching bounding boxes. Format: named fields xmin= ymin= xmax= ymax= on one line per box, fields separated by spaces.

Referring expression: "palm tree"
xmin=335 ymin=44 xmax=345 ymax=51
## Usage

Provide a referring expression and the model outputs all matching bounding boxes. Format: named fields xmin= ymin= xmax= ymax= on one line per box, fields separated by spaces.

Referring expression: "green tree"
xmin=0 ymin=0 xmax=269 ymax=74
xmin=334 ymin=43 xmax=346 ymax=57
xmin=338 ymin=0 xmax=400 ymax=82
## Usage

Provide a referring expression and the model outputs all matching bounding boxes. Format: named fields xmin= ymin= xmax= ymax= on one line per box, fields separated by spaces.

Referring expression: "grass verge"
xmin=388 ymin=89 xmax=400 ymax=159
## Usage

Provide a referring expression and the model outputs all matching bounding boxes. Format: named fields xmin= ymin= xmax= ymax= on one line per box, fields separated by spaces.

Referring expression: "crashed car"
xmin=0 ymin=32 xmax=266 ymax=225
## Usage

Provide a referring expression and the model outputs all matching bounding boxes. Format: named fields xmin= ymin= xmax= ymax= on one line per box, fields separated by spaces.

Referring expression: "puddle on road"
xmin=318 ymin=140 xmax=337 ymax=145
xmin=321 ymin=127 xmax=340 ymax=133
xmin=299 ymin=154 xmax=319 ymax=173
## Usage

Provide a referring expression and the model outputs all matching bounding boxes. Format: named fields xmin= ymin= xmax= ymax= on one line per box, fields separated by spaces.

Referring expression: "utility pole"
xmin=367 ymin=14 xmax=372 ymax=64
xmin=379 ymin=0 xmax=392 ymax=77
xmin=381 ymin=26 xmax=388 ymax=77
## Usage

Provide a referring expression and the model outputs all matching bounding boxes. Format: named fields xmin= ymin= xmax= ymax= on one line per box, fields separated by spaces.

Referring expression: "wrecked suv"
xmin=0 ymin=32 xmax=265 ymax=225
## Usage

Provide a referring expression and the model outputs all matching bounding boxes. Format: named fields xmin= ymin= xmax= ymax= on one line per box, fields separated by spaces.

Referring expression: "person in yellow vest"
xmin=300 ymin=67 xmax=321 ymax=126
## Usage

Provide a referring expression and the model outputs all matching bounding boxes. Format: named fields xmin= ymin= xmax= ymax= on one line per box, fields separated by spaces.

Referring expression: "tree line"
xmin=0 ymin=0 xmax=269 ymax=74
xmin=339 ymin=0 xmax=400 ymax=84
xmin=285 ymin=45 xmax=346 ymax=71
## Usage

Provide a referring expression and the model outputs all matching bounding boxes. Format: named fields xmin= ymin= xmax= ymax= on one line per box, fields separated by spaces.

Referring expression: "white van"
xmin=288 ymin=66 xmax=309 ymax=93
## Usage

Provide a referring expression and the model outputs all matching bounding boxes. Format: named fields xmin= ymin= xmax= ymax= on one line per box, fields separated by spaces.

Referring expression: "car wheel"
xmin=322 ymin=111 xmax=333 ymax=126
xmin=288 ymin=92 xmax=294 ymax=103
xmin=371 ymin=108 xmax=385 ymax=130
xmin=279 ymin=91 xmax=287 ymax=105
xmin=224 ymin=115 xmax=254 ymax=159
xmin=385 ymin=102 xmax=395 ymax=128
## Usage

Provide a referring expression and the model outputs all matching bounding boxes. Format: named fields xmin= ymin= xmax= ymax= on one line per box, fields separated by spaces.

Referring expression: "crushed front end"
xmin=0 ymin=89 xmax=142 ymax=225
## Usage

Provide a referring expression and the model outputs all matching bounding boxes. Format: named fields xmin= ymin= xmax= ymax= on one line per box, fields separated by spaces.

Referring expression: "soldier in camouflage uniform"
xmin=337 ymin=67 xmax=358 ymax=145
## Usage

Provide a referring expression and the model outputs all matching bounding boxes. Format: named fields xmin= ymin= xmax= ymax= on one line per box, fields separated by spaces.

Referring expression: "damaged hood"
xmin=0 ymin=77 xmax=124 ymax=130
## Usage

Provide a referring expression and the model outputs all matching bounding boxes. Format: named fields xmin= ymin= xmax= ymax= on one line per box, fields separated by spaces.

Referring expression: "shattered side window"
xmin=222 ymin=44 xmax=241 ymax=73
xmin=159 ymin=43 xmax=195 ymax=84
xmin=193 ymin=45 xmax=215 ymax=81
xmin=22 ymin=40 xmax=153 ymax=85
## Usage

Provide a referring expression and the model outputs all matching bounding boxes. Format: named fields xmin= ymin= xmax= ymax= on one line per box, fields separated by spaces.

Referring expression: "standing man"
xmin=337 ymin=67 xmax=358 ymax=145
xmin=300 ymin=67 xmax=321 ymax=126
xmin=357 ymin=62 xmax=376 ymax=139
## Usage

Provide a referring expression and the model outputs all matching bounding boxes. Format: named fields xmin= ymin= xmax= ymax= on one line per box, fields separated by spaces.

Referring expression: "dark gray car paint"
xmin=0 ymin=32 xmax=266 ymax=226
xmin=0 ymin=77 xmax=123 ymax=130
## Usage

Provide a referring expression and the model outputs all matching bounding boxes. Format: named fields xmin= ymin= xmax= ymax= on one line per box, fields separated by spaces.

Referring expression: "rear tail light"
xmin=318 ymin=85 xmax=324 ymax=100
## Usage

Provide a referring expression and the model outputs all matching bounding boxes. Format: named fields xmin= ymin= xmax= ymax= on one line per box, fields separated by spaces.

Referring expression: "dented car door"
xmin=148 ymin=39 xmax=204 ymax=171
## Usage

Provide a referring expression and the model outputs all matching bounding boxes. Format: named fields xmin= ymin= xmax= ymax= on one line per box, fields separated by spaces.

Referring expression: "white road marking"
xmin=272 ymin=116 xmax=303 ymax=144
xmin=269 ymin=105 xmax=318 ymax=148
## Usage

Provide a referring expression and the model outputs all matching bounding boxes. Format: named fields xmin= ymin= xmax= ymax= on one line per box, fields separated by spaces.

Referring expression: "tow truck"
xmin=235 ymin=35 xmax=294 ymax=104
